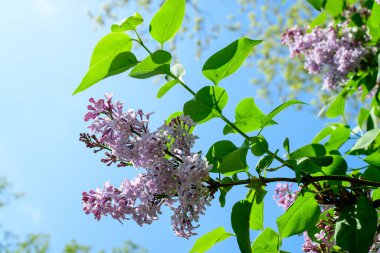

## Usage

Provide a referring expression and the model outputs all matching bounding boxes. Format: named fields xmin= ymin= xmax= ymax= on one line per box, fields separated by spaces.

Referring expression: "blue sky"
xmin=0 ymin=0 xmax=332 ymax=252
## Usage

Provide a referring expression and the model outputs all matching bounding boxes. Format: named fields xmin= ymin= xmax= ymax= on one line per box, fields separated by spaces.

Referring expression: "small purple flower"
xmin=273 ymin=183 xmax=297 ymax=210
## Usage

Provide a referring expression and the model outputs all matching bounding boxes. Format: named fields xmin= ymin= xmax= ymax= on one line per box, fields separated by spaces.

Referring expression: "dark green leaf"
xmin=276 ymin=193 xmax=320 ymax=238
xmin=74 ymin=33 xmax=134 ymax=94
xmin=149 ymin=0 xmax=186 ymax=44
xmin=183 ymin=86 xmax=228 ymax=123
xmin=189 ymin=227 xmax=234 ymax=253
xmin=350 ymin=128 xmax=380 ymax=151
xmin=218 ymin=146 xmax=249 ymax=176
xmin=283 ymin=138 xmax=290 ymax=156
xmin=326 ymin=94 xmax=345 ymax=118
xmin=260 ymin=100 xmax=306 ymax=128
xmin=306 ymin=0 xmax=326 ymax=10
xmin=312 ymin=155 xmax=347 ymax=186
xmin=202 ymin=38 xmax=261 ymax=85
xmin=250 ymin=136 xmax=268 ymax=157
xmin=251 ymin=228 xmax=279 ymax=253
xmin=129 ymin=50 xmax=172 ymax=79
xmin=256 ymin=155 xmax=274 ymax=174
xmin=111 ymin=12 xmax=144 ymax=32
xmin=289 ymin=144 xmax=326 ymax=160
xmin=362 ymin=166 xmax=380 ymax=182
xmin=231 ymin=200 xmax=252 ymax=253
xmin=335 ymin=197 xmax=377 ymax=253
xmin=223 ymin=98 xmax=275 ymax=135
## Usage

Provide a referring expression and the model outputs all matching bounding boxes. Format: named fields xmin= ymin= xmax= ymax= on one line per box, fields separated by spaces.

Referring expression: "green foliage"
xmin=335 ymin=197 xmax=378 ymax=253
xmin=129 ymin=50 xmax=172 ymax=79
xmin=111 ymin=13 xmax=144 ymax=32
xmin=289 ymin=144 xmax=326 ymax=159
xmin=202 ymin=38 xmax=261 ymax=85
xmin=231 ymin=200 xmax=252 ymax=253
xmin=260 ymin=100 xmax=306 ymax=128
xmin=276 ymin=193 xmax=320 ymax=238
xmin=149 ymin=0 xmax=185 ymax=45
xmin=250 ymin=228 xmax=280 ymax=253
xmin=364 ymin=152 xmax=380 ymax=167
xmin=74 ymin=33 xmax=135 ymax=94
xmin=246 ymin=189 xmax=266 ymax=230
xmin=183 ymin=86 xmax=228 ymax=123
xmin=250 ymin=136 xmax=268 ymax=157
xmin=189 ymin=227 xmax=233 ymax=253
xmin=326 ymin=94 xmax=346 ymax=118
xmin=223 ymin=98 xmax=275 ymax=135
xmin=306 ymin=0 xmax=326 ymax=11
xmin=350 ymin=128 xmax=380 ymax=151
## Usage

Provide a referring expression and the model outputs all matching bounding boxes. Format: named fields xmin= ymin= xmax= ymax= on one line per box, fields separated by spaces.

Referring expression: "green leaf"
xmin=364 ymin=153 xmax=380 ymax=167
xmin=183 ymin=86 xmax=228 ymax=123
xmin=358 ymin=108 xmax=370 ymax=130
xmin=335 ymin=197 xmax=378 ymax=253
xmin=202 ymin=38 xmax=261 ymax=85
xmin=312 ymin=125 xmax=334 ymax=143
xmin=218 ymin=146 xmax=249 ymax=176
xmin=362 ymin=166 xmax=380 ymax=182
xmin=373 ymin=189 xmax=380 ymax=201
xmin=325 ymin=125 xmax=350 ymax=151
xmin=149 ymin=0 xmax=185 ymax=44
xmin=276 ymin=193 xmax=320 ymax=238
xmin=223 ymin=98 xmax=275 ymax=135
xmin=206 ymin=140 xmax=248 ymax=175
xmin=157 ymin=80 xmax=178 ymax=98
xmin=129 ymin=50 xmax=172 ymax=79
xmin=74 ymin=33 xmax=135 ymax=94
xmin=260 ymin=100 xmax=306 ymax=128
xmin=246 ymin=189 xmax=265 ymax=231
xmin=189 ymin=227 xmax=234 ymax=253
xmin=306 ymin=0 xmax=326 ymax=10
xmin=111 ymin=12 xmax=144 ymax=32
xmin=326 ymin=94 xmax=345 ymax=118
xmin=256 ymin=155 xmax=275 ymax=175
xmin=283 ymin=138 xmax=290 ymax=156
xmin=324 ymin=0 xmax=344 ymax=16
xmin=250 ymin=136 xmax=269 ymax=157
xmin=350 ymin=128 xmax=380 ymax=151
xmin=312 ymin=155 xmax=347 ymax=186
xmin=231 ymin=200 xmax=252 ymax=253
xmin=289 ymin=144 xmax=326 ymax=160
xmin=219 ymin=177 xmax=234 ymax=207
xmin=368 ymin=3 xmax=380 ymax=42
xmin=251 ymin=228 xmax=280 ymax=253
xmin=310 ymin=12 xmax=327 ymax=28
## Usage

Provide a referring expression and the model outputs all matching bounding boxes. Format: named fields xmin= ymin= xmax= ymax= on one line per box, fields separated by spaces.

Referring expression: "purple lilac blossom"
xmin=81 ymin=94 xmax=211 ymax=238
xmin=273 ymin=183 xmax=297 ymax=210
xmin=282 ymin=24 xmax=370 ymax=90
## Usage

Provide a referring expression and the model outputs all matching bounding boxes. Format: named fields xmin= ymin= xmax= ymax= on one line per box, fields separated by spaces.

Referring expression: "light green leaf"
xmin=189 ymin=227 xmax=234 ymax=253
xmin=310 ymin=12 xmax=327 ymax=27
xmin=326 ymin=94 xmax=345 ymax=118
xmin=129 ymin=50 xmax=171 ymax=79
xmin=276 ymin=193 xmax=320 ymax=238
xmin=324 ymin=0 xmax=344 ymax=16
xmin=358 ymin=108 xmax=370 ymax=130
xmin=256 ymin=155 xmax=275 ymax=175
xmin=335 ymin=197 xmax=378 ymax=253
xmin=157 ymin=80 xmax=178 ymax=98
xmin=251 ymin=228 xmax=280 ymax=253
xmin=246 ymin=189 xmax=265 ymax=231
xmin=202 ymin=38 xmax=261 ymax=85
xmin=74 ymin=33 xmax=134 ymax=94
xmin=260 ymin=100 xmax=306 ymax=128
xmin=223 ymin=98 xmax=275 ymax=135
xmin=312 ymin=125 xmax=334 ymax=143
xmin=111 ymin=12 xmax=144 ymax=32
xmin=149 ymin=0 xmax=185 ymax=44
xmin=325 ymin=124 xmax=350 ymax=151
xmin=231 ymin=200 xmax=252 ymax=253
xmin=350 ymin=128 xmax=380 ymax=151
xmin=183 ymin=86 xmax=228 ymax=123
xmin=364 ymin=153 xmax=380 ymax=167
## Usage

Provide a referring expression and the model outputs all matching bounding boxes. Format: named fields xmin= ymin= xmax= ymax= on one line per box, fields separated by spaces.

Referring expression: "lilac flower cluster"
xmin=273 ymin=183 xmax=297 ymax=210
xmin=302 ymin=212 xmax=336 ymax=253
xmin=282 ymin=24 xmax=370 ymax=90
xmin=81 ymin=94 xmax=212 ymax=238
